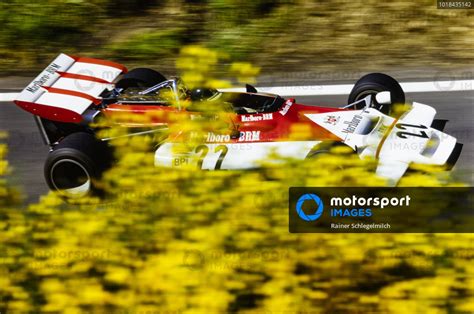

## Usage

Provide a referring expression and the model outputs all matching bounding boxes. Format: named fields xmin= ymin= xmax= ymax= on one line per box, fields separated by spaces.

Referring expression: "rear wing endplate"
xmin=14 ymin=53 xmax=127 ymax=123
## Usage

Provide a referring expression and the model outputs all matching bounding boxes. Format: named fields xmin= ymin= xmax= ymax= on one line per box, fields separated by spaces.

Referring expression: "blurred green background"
xmin=0 ymin=0 xmax=472 ymax=75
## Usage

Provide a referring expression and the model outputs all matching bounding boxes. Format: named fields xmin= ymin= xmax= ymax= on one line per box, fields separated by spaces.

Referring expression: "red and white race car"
xmin=14 ymin=54 xmax=463 ymax=196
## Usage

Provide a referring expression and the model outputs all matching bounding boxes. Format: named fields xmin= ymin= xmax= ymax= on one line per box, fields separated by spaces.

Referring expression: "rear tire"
xmin=115 ymin=68 xmax=166 ymax=89
xmin=348 ymin=73 xmax=405 ymax=115
xmin=44 ymin=132 xmax=112 ymax=198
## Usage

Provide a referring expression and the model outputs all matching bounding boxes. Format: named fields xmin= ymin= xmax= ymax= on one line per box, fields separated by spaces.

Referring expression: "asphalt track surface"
xmin=0 ymin=87 xmax=472 ymax=205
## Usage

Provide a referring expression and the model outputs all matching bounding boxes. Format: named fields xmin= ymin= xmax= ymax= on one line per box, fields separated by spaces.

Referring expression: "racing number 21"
xmin=195 ymin=145 xmax=229 ymax=169
xmin=395 ymin=123 xmax=429 ymax=139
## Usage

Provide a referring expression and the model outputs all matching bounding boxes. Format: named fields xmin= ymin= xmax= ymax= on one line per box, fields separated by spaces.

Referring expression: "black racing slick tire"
xmin=305 ymin=141 xmax=357 ymax=171
xmin=115 ymin=68 xmax=166 ymax=89
xmin=305 ymin=141 xmax=355 ymax=159
xmin=44 ymin=132 xmax=112 ymax=197
xmin=348 ymin=73 xmax=405 ymax=115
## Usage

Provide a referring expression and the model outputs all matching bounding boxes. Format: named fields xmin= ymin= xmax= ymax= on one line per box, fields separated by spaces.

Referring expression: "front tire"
xmin=306 ymin=141 xmax=354 ymax=159
xmin=348 ymin=73 xmax=405 ymax=115
xmin=44 ymin=132 xmax=112 ymax=198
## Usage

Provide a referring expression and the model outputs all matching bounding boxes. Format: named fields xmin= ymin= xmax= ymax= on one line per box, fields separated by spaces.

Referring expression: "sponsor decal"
xmin=241 ymin=113 xmax=273 ymax=122
xmin=207 ymin=132 xmax=231 ymax=142
xmin=239 ymin=131 xmax=260 ymax=142
xmin=342 ymin=114 xmax=363 ymax=134
xmin=173 ymin=156 xmax=189 ymax=167
xmin=206 ymin=131 xmax=260 ymax=142
xmin=279 ymin=100 xmax=293 ymax=116
xmin=26 ymin=63 xmax=61 ymax=94
xmin=190 ymin=114 xmax=219 ymax=121
xmin=324 ymin=115 xmax=340 ymax=125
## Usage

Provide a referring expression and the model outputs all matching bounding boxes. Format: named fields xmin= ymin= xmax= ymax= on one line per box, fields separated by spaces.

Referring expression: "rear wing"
xmin=14 ymin=53 xmax=127 ymax=123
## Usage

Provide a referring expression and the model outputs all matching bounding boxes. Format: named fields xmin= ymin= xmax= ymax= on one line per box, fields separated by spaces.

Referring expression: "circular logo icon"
xmin=434 ymin=71 xmax=455 ymax=92
xmin=74 ymin=69 xmax=96 ymax=92
xmin=296 ymin=193 xmax=324 ymax=221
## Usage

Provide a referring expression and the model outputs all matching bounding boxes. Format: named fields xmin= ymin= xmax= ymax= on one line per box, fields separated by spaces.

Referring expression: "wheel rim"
xmin=355 ymin=89 xmax=379 ymax=100
xmin=50 ymin=159 xmax=91 ymax=197
xmin=355 ymin=89 xmax=390 ymax=113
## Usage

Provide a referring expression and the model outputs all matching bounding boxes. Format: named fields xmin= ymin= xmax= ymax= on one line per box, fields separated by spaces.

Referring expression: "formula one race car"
xmin=14 ymin=54 xmax=463 ymax=196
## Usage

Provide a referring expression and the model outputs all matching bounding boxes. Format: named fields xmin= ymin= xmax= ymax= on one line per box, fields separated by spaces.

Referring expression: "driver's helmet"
xmin=190 ymin=88 xmax=218 ymax=101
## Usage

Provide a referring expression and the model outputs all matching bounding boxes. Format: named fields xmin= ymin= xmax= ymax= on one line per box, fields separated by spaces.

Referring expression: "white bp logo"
xmin=296 ymin=193 xmax=324 ymax=221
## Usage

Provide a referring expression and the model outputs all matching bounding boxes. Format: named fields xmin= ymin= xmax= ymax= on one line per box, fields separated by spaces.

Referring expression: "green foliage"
xmin=0 ymin=0 xmax=108 ymax=70
xmin=0 ymin=1 xmax=472 ymax=72
xmin=107 ymin=28 xmax=185 ymax=60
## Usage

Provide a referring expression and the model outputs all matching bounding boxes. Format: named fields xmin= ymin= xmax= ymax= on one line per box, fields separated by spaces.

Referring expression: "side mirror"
xmin=375 ymin=91 xmax=391 ymax=105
